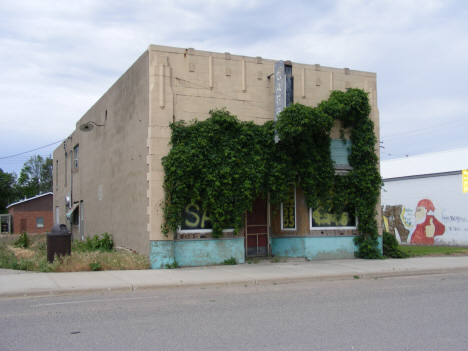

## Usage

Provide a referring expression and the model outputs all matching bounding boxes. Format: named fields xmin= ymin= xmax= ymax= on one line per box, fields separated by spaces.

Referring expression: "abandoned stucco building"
xmin=53 ymin=45 xmax=381 ymax=268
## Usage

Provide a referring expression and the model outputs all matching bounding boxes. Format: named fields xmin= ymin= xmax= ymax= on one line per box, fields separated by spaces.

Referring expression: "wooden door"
xmin=245 ymin=197 xmax=269 ymax=257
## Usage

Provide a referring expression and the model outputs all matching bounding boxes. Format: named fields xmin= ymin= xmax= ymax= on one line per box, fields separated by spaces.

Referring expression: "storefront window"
xmin=281 ymin=184 xmax=296 ymax=230
xmin=310 ymin=204 xmax=357 ymax=230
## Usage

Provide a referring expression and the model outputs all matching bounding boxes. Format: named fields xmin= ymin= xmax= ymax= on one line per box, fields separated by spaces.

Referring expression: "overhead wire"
xmin=0 ymin=140 xmax=63 ymax=160
xmin=381 ymin=117 xmax=468 ymax=140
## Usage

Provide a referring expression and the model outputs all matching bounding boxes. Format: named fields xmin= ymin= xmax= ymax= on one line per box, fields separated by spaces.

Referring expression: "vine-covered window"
xmin=281 ymin=184 xmax=296 ymax=230
xmin=331 ymin=139 xmax=352 ymax=166
xmin=179 ymin=202 xmax=234 ymax=233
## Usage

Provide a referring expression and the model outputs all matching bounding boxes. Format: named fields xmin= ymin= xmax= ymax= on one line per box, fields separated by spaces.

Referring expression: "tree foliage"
xmin=17 ymin=155 xmax=53 ymax=198
xmin=162 ymin=89 xmax=382 ymax=258
xmin=0 ymin=169 xmax=18 ymax=214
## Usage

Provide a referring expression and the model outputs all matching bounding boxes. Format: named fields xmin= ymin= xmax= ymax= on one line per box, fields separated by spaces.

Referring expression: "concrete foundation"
xmin=271 ymin=236 xmax=383 ymax=260
xmin=149 ymin=241 xmax=175 ymax=269
xmin=150 ymin=238 xmax=245 ymax=268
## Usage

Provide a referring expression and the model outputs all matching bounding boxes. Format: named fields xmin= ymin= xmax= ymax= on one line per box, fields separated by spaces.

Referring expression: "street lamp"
xmin=79 ymin=121 xmax=105 ymax=132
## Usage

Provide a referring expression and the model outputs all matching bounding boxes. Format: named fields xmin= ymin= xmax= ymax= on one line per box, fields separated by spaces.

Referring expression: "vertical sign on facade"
xmin=274 ymin=61 xmax=286 ymax=143
xmin=463 ymin=170 xmax=468 ymax=193
xmin=274 ymin=61 xmax=294 ymax=143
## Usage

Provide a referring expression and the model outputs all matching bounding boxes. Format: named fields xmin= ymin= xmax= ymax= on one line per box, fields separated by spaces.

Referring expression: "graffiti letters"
xmin=181 ymin=203 xmax=212 ymax=230
xmin=282 ymin=184 xmax=296 ymax=229
xmin=312 ymin=206 xmax=355 ymax=228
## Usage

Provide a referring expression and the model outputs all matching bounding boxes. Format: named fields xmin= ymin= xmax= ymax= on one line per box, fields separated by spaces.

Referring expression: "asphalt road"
xmin=1 ymin=272 xmax=468 ymax=350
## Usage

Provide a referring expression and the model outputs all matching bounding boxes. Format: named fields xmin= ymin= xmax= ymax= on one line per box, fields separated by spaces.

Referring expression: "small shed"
xmin=381 ymin=149 xmax=468 ymax=246
xmin=6 ymin=193 xmax=54 ymax=234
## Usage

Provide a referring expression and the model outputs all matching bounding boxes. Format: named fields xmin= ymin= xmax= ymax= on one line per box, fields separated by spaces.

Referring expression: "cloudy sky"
xmin=1 ymin=0 xmax=467 ymax=175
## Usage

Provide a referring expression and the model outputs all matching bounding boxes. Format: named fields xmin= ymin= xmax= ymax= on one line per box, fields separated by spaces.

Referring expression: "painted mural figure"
xmin=410 ymin=199 xmax=445 ymax=245
xmin=382 ymin=205 xmax=409 ymax=242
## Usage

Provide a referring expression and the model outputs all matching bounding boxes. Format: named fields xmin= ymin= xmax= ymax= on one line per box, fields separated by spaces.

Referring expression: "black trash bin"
xmin=47 ymin=224 xmax=72 ymax=263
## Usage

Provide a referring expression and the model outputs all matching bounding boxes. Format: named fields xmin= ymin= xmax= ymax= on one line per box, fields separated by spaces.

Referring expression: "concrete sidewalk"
xmin=2 ymin=256 xmax=468 ymax=298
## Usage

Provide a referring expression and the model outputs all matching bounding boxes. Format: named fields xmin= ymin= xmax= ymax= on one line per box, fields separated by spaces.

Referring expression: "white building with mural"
xmin=381 ymin=148 xmax=468 ymax=246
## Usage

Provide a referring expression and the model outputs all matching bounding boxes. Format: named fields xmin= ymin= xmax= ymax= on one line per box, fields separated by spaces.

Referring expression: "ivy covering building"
xmin=53 ymin=45 xmax=382 ymax=268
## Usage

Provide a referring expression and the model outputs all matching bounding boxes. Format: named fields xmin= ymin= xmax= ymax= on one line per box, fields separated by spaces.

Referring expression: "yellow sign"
xmin=463 ymin=170 xmax=468 ymax=193
xmin=282 ymin=184 xmax=296 ymax=229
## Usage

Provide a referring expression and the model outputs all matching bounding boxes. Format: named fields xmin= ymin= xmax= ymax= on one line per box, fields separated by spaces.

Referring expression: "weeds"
xmin=0 ymin=233 xmax=149 ymax=272
xmin=89 ymin=262 xmax=101 ymax=271
xmin=165 ymin=261 xmax=179 ymax=269
xmin=74 ymin=232 xmax=114 ymax=252
xmin=14 ymin=232 xmax=30 ymax=249
xmin=223 ymin=257 xmax=237 ymax=265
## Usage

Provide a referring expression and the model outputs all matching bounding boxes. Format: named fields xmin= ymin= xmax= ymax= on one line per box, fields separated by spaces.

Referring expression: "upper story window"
xmin=65 ymin=152 xmax=68 ymax=186
xmin=55 ymin=160 xmax=58 ymax=189
xmin=73 ymin=144 xmax=79 ymax=169
xmin=331 ymin=139 xmax=352 ymax=174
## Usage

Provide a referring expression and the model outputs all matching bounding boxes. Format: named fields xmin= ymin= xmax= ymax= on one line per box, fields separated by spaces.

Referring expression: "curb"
xmin=2 ymin=265 xmax=468 ymax=299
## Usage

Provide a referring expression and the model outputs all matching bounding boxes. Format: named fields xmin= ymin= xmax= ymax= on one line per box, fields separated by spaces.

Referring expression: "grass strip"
xmin=400 ymin=245 xmax=468 ymax=257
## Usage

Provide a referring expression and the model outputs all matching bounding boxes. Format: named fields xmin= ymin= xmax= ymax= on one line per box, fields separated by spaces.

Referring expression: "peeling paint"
xmin=271 ymin=236 xmax=383 ymax=260
xmin=149 ymin=241 xmax=174 ymax=269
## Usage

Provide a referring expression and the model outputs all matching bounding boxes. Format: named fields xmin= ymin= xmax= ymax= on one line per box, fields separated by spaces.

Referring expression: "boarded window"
xmin=281 ymin=184 xmax=296 ymax=230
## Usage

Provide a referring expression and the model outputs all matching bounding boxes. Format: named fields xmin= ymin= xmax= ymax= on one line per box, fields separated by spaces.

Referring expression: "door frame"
xmin=244 ymin=195 xmax=270 ymax=257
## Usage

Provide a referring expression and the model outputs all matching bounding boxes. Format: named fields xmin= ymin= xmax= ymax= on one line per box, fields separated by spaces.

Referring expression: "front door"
xmin=245 ymin=197 xmax=269 ymax=257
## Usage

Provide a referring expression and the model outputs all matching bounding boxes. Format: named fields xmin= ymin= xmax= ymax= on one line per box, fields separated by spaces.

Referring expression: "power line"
xmin=0 ymin=140 xmax=63 ymax=160
xmin=381 ymin=117 xmax=468 ymax=140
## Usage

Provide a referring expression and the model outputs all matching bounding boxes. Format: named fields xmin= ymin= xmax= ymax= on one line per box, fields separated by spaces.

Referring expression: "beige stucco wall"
xmin=146 ymin=45 xmax=381 ymax=241
xmin=53 ymin=51 xmax=150 ymax=255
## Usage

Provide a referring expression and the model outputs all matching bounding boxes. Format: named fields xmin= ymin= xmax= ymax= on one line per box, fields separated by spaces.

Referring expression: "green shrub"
xmin=89 ymin=262 xmax=101 ymax=271
xmin=74 ymin=232 xmax=114 ymax=253
xmin=165 ymin=261 xmax=179 ymax=269
xmin=383 ymin=231 xmax=409 ymax=258
xmin=223 ymin=257 xmax=237 ymax=265
xmin=14 ymin=232 xmax=30 ymax=249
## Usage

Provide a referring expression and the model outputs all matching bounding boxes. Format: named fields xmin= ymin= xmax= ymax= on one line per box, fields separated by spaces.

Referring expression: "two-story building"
xmin=53 ymin=45 xmax=381 ymax=268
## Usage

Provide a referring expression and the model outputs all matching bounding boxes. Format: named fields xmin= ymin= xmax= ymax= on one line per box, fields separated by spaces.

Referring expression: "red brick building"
xmin=7 ymin=193 xmax=54 ymax=234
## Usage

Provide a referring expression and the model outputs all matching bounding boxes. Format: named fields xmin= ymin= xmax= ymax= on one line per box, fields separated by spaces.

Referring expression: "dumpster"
xmin=47 ymin=224 xmax=72 ymax=263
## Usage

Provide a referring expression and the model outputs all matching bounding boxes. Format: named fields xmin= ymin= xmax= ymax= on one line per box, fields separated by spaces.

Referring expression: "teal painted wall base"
xmin=272 ymin=236 xmax=383 ymax=260
xmin=174 ymin=238 xmax=245 ymax=267
xmin=149 ymin=241 xmax=175 ymax=269
xmin=150 ymin=238 xmax=245 ymax=268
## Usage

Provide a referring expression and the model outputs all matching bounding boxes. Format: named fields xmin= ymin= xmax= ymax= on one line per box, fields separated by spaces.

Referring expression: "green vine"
xmin=161 ymin=88 xmax=382 ymax=258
